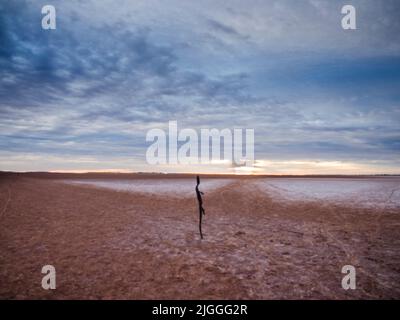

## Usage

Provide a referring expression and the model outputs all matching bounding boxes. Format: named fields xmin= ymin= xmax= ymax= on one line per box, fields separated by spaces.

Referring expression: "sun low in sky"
xmin=0 ymin=0 xmax=399 ymax=174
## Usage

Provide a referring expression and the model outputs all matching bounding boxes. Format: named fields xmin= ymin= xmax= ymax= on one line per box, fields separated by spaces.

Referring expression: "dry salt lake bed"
xmin=0 ymin=173 xmax=399 ymax=299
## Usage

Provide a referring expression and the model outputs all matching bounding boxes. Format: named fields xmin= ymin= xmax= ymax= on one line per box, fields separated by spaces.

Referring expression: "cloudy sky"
xmin=0 ymin=0 xmax=399 ymax=174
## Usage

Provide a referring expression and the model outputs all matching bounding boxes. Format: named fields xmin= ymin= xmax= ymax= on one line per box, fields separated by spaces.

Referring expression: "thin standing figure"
xmin=195 ymin=175 xmax=205 ymax=239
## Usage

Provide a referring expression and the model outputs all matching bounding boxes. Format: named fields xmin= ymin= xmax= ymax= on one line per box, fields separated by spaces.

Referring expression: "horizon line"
xmin=1 ymin=170 xmax=399 ymax=177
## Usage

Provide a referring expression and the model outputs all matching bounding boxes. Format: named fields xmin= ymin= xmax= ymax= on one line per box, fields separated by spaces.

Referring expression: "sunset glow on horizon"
xmin=1 ymin=1 xmax=399 ymax=174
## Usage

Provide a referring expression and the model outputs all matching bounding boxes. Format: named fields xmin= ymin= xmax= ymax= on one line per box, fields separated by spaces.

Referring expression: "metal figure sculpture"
xmin=195 ymin=175 xmax=206 ymax=239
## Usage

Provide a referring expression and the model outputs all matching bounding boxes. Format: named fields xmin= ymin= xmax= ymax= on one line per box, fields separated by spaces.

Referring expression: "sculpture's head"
xmin=196 ymin=175 xmax=200 ymax=185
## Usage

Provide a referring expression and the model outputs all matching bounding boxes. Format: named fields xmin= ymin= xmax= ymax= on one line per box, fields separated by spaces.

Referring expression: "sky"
xmin=0 ymin=0 xmax=399 ymax=174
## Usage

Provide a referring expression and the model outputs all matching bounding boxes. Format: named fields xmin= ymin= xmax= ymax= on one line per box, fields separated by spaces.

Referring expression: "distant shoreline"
xmin=1 ymin=171 xmax=399 ymax=180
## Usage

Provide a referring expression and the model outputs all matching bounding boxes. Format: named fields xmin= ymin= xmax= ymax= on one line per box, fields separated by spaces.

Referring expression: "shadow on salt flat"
xmin=62 ymin=179 xmax=233 ymax=197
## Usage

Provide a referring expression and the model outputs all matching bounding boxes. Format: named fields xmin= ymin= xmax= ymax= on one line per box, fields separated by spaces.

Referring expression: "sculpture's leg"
xmin=199 ymin=206 xmax=203 ymax=239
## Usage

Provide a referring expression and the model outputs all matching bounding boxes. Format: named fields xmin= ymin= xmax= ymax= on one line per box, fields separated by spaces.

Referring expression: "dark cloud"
xmin=207 ymin=18 xmax=249 ymax=42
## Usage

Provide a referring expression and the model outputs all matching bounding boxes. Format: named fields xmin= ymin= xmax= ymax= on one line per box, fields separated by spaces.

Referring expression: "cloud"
xmin=0 ymin=0 xmax=399 ymax=173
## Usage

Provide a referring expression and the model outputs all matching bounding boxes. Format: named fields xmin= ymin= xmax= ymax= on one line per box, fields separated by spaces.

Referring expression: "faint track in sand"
xmin=243 ymin=179 xmax=400 ymax=297
xmin=363 ymin=186 xmax=400 ymax=294
xmin=372 ymin=186 xmax=400 ymax=237
xmin=318 ymin=184 xmax=400 ymax=296
xmin=217 ymin=180 xmax=341 ymax=298
xmin=0 ymin=184 xmax=12 ymax=221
